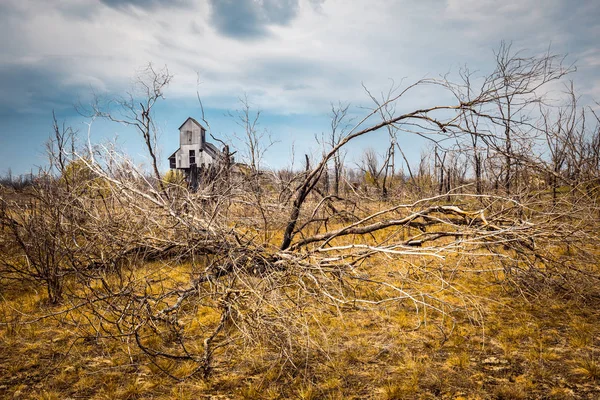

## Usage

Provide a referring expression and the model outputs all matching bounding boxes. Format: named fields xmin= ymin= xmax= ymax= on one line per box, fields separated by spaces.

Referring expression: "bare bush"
xmin=2 ymin=44 xmax=599 ymax=384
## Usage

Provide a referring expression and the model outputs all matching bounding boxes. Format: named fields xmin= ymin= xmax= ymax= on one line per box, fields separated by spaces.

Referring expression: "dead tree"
xmin=86 ymin=63 xmax=172 ymax=197
xmin=4 ymin=44 xmax=598 ymax=383
xmin=328 ymin=102 xmax=351 ymax=196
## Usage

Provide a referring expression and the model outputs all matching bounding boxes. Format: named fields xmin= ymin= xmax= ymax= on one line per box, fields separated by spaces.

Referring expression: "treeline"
xmin=0 ymin=170 xmax=36 ymax=190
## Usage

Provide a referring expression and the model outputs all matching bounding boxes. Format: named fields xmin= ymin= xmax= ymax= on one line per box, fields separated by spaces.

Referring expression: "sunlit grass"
xmin=1 ymin=198 xmax=600 ymax=399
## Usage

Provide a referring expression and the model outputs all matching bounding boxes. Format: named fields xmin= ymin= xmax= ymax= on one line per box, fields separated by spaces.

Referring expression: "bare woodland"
xmin=1 ymin=44 xmax=600 ymax=398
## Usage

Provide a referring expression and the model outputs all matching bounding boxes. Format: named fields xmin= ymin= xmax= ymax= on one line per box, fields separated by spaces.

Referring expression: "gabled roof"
xmin=168 ymin=149 xmax=179 ymax=160
xmin=178 ymin=117 xmax=206 ymax=131
xmin=203 ymin=142 xmax=221 ymax=159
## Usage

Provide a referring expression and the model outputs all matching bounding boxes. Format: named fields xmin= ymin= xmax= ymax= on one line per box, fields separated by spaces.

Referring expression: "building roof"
xmin=203 ymin=142 xmax=221 ymax=159
xmin=178 ymin=117 xmax=206 ymax=131
xmin=168 ymin=149 xmax=178 ymax=160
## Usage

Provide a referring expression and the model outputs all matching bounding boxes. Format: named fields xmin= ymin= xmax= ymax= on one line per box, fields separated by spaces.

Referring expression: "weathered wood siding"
xmin=175 ymin=119 xmax=214 ymax=168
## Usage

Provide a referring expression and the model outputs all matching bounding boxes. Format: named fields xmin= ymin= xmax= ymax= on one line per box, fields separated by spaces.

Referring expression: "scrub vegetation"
xmin=1 ymin=44 xmax=599 ymax=399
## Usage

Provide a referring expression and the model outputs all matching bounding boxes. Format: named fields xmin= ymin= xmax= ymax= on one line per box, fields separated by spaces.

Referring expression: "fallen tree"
xmin=1 ymin=44 xmax=599 ymax=382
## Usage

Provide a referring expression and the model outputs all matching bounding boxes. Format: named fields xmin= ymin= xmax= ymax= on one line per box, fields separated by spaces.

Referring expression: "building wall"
xmin=179 ymin=119 xmax=202 ymax=146
xmin=177 ymin=144 xmax=215 ymax=168
xmin=175 ymin=120 xmax=214 ymax=168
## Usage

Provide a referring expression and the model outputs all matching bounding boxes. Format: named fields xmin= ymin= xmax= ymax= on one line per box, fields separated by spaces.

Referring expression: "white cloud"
xmin=0 ymin=0 xmax=598 ymax=117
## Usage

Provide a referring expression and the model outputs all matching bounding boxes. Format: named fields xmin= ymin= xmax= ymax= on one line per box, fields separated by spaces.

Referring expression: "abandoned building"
xmin=168 ymin=117 xmax=231 ymax=189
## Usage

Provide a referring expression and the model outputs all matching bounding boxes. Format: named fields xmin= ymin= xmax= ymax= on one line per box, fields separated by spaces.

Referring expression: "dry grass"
xmin=1 ymin=187 xmax=600 ymax=399
xmin=1 ymin=252 xmax=598 ymax=399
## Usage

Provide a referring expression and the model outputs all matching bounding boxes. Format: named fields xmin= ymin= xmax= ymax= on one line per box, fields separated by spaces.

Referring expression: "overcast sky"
xmin=1 ymin=0 xmax=599 ymax=175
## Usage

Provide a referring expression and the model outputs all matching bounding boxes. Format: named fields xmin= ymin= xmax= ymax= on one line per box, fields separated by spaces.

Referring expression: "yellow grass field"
xmin=1 ymin=248 xmax=598 ymax=399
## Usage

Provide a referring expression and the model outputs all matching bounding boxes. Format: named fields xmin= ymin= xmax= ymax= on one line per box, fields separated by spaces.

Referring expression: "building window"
xmin=169 ymin=157 xmax=176 ymax=169
xmin=189 ymin=149 xmax=195 ymax=165
xmin=186 ymin=130 xmax=192 ymax=144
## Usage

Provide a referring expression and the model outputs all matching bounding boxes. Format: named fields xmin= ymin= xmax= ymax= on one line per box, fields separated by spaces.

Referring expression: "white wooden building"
xmin=168 ymin=117 xmax=225 ymax=173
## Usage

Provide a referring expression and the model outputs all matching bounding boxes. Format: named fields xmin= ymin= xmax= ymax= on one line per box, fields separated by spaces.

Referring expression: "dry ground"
xmin=1 ymin=256 xmax=599 ymax=400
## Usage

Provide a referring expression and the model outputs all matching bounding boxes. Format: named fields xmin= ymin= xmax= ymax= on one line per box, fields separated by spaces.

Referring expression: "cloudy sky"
xmin=1 ymin=0 xmax=599 ymax=175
